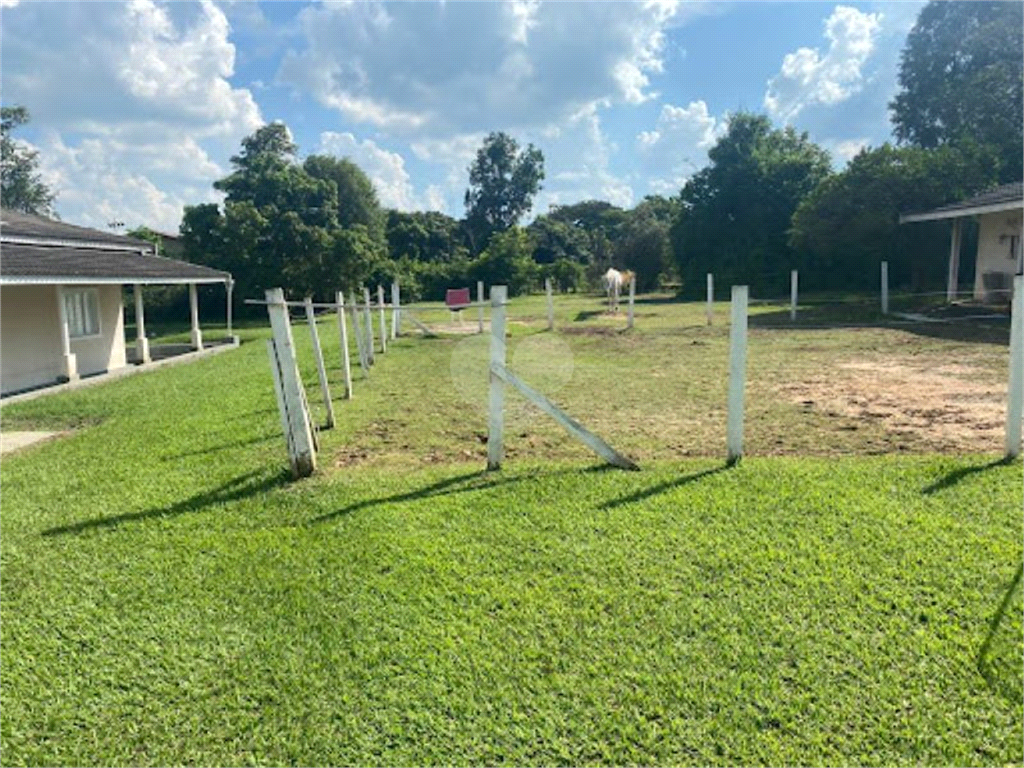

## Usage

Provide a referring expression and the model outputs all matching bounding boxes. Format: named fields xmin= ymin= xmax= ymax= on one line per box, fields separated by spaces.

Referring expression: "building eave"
xmin=899 ymin=199 xmax=1024 ymax=224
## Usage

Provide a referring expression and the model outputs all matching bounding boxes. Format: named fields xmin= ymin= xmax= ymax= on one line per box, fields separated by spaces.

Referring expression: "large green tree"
xmin=385 ymin=209 xmax=468 ymax=263
xmin=670 ymin=113 xmax=831 ymax=296
xmin=616 ymin=196 xmax=679 ymax=291
xmin=1 ymin=105 xmax=56 ymax=216
xmin=890 ymin=1 xmax=1023 ymax=182
xmin=464 ymin=132 xmax=544 ymax=253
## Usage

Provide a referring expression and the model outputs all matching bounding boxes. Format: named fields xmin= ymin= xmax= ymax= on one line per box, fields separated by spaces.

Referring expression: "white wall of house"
xmin=0 ymin=284 xmax=127 ymax=395
xmin=974 ymin=209 xmax=1024 ymax=301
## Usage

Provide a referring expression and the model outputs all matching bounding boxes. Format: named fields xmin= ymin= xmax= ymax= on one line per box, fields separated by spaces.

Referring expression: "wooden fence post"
xmin=881 ymin=261 xmax=889 ymax=315
xmin=1006 ymin=275 xmax=1023 ymax=458
xmin=706 ymin=273 xmax=714 ymax=326
xmin=391 ymin=282 xmax=400 ymax=340
xmin=265 ymin=288 xmax=316 ymax=477
xmin=790 ymin=269 xmax=798 ymax=322
xmin=488 ymin=285 xmax=508 ymax=471
xmin=377 ymin=285 xmax=387 ymax=353
xmin=478 ymin=280 xmax=485 ymax=333
xmin=546 ymin=277 xmax=554 ymax=331
xmin=351 ymin=303 xmax=369 ymax=376
xmin=304 ymin=297 xmax=335 ymax=428
xmin=363 ymin=287 xmax=375 ymax=365
xmin=627 ymin=275 xmax=636 ymax=329
xmin=726 ymin=285 xmax=749 ymax=465
xmin=336 ymin=291 xmax=353 ymax=399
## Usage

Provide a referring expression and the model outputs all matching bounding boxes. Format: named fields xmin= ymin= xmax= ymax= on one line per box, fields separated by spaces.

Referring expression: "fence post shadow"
xmin=976 ymin=559 xmax=1024 ymax=704
xmin=921 ymin=456 xmax=1016 ymax=495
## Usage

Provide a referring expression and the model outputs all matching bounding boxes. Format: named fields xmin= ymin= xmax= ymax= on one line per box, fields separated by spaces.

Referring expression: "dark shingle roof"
xmin=0 ymin=209 xmax=156 ymax=249
xmin=901 ymin=182 xmax=1024 ymax=222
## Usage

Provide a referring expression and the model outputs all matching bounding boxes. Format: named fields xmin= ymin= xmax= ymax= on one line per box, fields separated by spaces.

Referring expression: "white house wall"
xmin=1 ymin=284 xmax=127 ymax=395
xmin=974 ymin=210 xmax=1023 ymax=301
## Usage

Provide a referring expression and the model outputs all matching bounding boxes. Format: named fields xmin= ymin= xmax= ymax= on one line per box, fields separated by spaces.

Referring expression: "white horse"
xmin=603 ymin=268 xmax=623 ymax=313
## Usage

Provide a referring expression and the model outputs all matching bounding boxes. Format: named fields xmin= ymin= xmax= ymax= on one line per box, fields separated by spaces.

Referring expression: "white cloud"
xmin=829 ymin=137 xmax=869 ymax=163
xmin=764 ymin=5 xmax=882 ymax=122
xmin=636 ymin=100 xmax=726 ymax=195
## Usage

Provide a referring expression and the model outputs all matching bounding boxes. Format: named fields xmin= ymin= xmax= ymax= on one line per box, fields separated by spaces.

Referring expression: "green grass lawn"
xmin=1 ymin=291 xmax=1021 ymax=766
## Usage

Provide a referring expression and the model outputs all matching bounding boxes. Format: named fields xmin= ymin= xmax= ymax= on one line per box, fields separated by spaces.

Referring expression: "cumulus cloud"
xmin=636 ymin=100 xmax=726 ymax=194
xmin=764 ymin=5 xmax=882 ymax=122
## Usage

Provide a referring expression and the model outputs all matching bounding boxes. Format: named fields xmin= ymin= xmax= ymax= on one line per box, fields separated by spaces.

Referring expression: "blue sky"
xmin=0 ymin=0 xmax=926 ymax=233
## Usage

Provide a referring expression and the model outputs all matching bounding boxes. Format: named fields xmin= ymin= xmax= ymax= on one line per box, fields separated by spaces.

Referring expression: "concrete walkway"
xmin=0 ymin=431 xmax=61 ymax=456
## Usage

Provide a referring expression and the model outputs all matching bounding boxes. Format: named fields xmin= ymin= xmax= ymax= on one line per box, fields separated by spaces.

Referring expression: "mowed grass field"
xmin=1 ymin=290 xmax=1021 ymax=766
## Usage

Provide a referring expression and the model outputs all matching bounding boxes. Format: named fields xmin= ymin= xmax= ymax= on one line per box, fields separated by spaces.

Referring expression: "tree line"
xmin=2 ymin=1 xmax=1019 ymax=312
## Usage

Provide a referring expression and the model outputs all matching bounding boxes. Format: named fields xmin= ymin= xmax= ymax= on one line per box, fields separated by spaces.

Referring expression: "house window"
xmin=63 ymin=289 xmax=101 ymax=339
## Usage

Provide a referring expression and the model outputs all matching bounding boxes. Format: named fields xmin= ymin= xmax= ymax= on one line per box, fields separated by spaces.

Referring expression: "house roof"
xmin=0 ymin=209 xmax=230 ymax=285
xmin=900 ymin=182 xmax=1024 ymax=224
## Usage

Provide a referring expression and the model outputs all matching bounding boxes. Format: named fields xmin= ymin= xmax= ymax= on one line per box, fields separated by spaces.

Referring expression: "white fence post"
xmin=1006 ymin=275 xmax=1023 ymax=458
xmin=267 ymin=339 xmax=295 ymax=459
xmin=336 ymin=291 xmax=353 ymax=399
xmin=265 ymin=288 xmax=316 ymax=477
xmin=726 ymin=285 xmax=749 ymax=465
xmin=304 ymin=297 xmax=335 ymax=429
xmin=391 ymin=281 xmax=400 ymax=340
xmin=351 ymin=304 xmax=369 ymax=376
xmin=881 ymin=261 xmax=889 ymax=315
xmin=488 ymin=285 xmax=508 ymax=471
xmin=363 ymin=287 xmax=375 ymax=365
xmin=790 ymin=269 xmax=798 ymax=322
xmin=477 ymin=280 xmax=485 ymax=333
xmin=377 ymin=285 xmax=387 ymax=353
xmin=706 ymin=273 xmax=714 ymax=326
xmin=546 ymin=277 xmax=554 ymax=331
xmin=627 ymin=274 xmax=636 ymax=329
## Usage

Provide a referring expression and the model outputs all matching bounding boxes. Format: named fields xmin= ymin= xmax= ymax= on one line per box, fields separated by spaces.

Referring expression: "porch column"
xmin=189 ymin=283 xmax=203 ymax=350
xmin=946 ymin=218 xmax=962 ymax=302
xmin=226 ymin=278 xmax=234 ymax=339
xmin=54 ymin=286 xmax=79 ymax=382
xmin=133 ymin=284 xmax=151 ymax=364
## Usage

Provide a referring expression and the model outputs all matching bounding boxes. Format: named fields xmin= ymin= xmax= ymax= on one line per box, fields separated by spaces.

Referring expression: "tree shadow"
xmin=308 ymin=464 xmax=614 ymax=526
xmin=598 ymin=464 xmax=729 ymax=510
xmin=977 ymin=559 xmax=1024 ymax=704
xmin=921 ymin=457 xmax=1015 ymax=495
xmin=41 ymin=468 xmax=291 ymax=537
xmin=574 ymin=309 xmax=616 ymax=322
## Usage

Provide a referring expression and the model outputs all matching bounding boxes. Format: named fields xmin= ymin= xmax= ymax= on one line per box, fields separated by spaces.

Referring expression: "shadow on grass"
xmin=977 ymin=559 xmax=1024 ymax=704
xmin=921 ymin=457 xmax=1015 ymax=495
xmin=309 ymin=464 xmax=615 ymax=526
xmin=41 ymin=468 xmax=291 ymax=537
xmin=163 ymin=432 xmax=279 ymax=460
xmin=598 ymin=463 xmax=729 ymax=510
xmin=574 ymin=309 xmax=617 ymax=322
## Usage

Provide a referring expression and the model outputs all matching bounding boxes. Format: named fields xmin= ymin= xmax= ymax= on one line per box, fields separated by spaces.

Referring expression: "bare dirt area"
xmin=777 ymin=357 xmax=1008 ymax=452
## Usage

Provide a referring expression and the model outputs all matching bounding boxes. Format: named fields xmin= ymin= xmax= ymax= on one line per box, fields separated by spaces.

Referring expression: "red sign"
xmin=445 ymin=287 xmax=472 ymax=309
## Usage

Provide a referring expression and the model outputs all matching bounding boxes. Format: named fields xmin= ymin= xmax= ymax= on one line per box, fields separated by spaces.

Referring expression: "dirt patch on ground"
xmin=777 ymin=358 xmax=1007 ymax=452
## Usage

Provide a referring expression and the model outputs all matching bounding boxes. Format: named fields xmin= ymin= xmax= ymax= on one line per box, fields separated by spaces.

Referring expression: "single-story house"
xmin=900 ymin=181 xmax=1023 ymax=303
xmin=1 ymin=209 xmax=233 ymax=397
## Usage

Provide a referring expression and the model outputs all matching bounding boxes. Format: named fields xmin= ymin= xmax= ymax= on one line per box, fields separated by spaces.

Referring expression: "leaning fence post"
xmin=477 ymin=280 xmax=485 ymax=333
xmin=265 ymin=288 xmax=316 ymax=478
xmin=706 ymin=273 xmax=714 ymax=326
xmin=790 ymin=269 xmax=798 ymax=322
xmin=391 ymin=281 xmax=400 ymax=340
xmin=881 ymin=261 xmax=889 ymax=315
xmin=363 ymin=287 xmax=375 ymax=365
xmin=304 ymin=297 xmax=335 ymax=429
xmin=627 ymin=275 xmax=636 ymax=329
xmin=1006 ymin=275 xmax=1023 ymax=458
xmin=336 ymin=290 xmax=353 ymax=399
xmin=377 ymin=285 xmax=387 ymax=354
xmin=488 ymin=285 xmax=508 ymax=471
xmin=726 ymin=285 xmax=749 ymax=465
xmin=546 ymin=277 xmax=554 ymax=331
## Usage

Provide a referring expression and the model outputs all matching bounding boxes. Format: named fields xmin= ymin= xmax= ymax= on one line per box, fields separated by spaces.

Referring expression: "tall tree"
xmin=464 ymin=132 xmax=544 ymax=252
xmin=890 ymin=1 xmax=1023 ymax=182
xmin=304 ymin=155 xmax=385 ymax=240
xmin=670 ymin=113 xmax=831 ymax=296
xmin=616 ymin=196 xmax=679 ymax=291
xmin=1 ymin=106 xmax=56 ymax=216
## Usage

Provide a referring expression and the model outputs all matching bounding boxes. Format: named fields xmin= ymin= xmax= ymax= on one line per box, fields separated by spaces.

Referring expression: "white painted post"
xmin=304 ymin=297 xmax=335 ymax=429
xmin=477 ymin=280 xmax=485 ymax=333
xmin=362 ymin=287 xmax=375 ymax=365
xmin=336 ymin=291 xmax=353 ymax=399
xmin=726 ymin=285 xmax=749 ymax=465
xmin=391 ymin=281 xmax=400 ymax=340
xmin=947 ymin=219 xmax=962 ymax=303
xmin=706 ymin=273 xmax=714 ymax=326
xmin=267 ymin=339 xmax=295 ymax=458
xmin=546 ymin=277 xmax=554 ymax=331
xmin=627 ymin=274 xmax=636 ymax=329
xmin=377 ymin=285 xmax=387 ymax=353
xmin=189 ymin=283 xmax=204 ymax=350
xmin=226 ymin=279 xmax=234 ymax=339
xmin=790 ymin=270 xmax=798 ymax=322
xmin=133 ymin=283 xmax=151 ymax=364
xmin=880 ymin=261 xmax=889 ymax=315
xmin=265 ymin=288 xmax=316 ymax=477
xmin=488 ymin=285 xmax=508 ymax=471
xmin=351 ymin=304 xmax=369 ymax=376
xmin=1005 ymin=275 xmax=1023 ymax=458
xmin=54 ymin=286 xmax=79 ymax=381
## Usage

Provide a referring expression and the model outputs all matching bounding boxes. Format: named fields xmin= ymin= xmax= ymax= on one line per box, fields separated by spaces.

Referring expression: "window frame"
xmin=62 ymin=288 xmax=102 ymax=340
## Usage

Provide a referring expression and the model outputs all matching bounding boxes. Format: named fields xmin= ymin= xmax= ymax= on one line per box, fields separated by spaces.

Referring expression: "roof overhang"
xmin=0 ymin=276 xmax=230 ymax=286
xmin=1 ymin=234 xmax=155 ymax=253
xmin=899 ymin=199 xmax=1024 ymax=224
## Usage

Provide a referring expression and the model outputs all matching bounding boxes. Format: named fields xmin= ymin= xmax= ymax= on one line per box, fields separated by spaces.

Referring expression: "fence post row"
xmin=351 ymin=302 xmax=369 ymax=376
xmin=790 ymin=270 xmax=798 ymax=322
xmin=362 ymin=287 xmax=375 ymax=365
xmin=627 ymin=274 xmax=636 ymax=329
xmin=265 ymin=288 xmax=316 ymax=478
xmin=706 ymin=273 xmax=714 ymax=326
xmin=377 ymin=285 xmax=387 ymax=354
xmin=726 ymin=285 xmax=749 ymax=465
xmin=881 ymin=261 xmax=889 ymax=315
xmin=1006 ymin=275 xmax=1023 ymax=458
xmin=391 ymin=282 xmax=400 ymax=340
xmin=487 ymin=285 xmax=508 ymax=471
xmin=336 ymin=291 xmax=353 ymax=399
xmin=304 ymin=297 xmax=335 ymax=429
